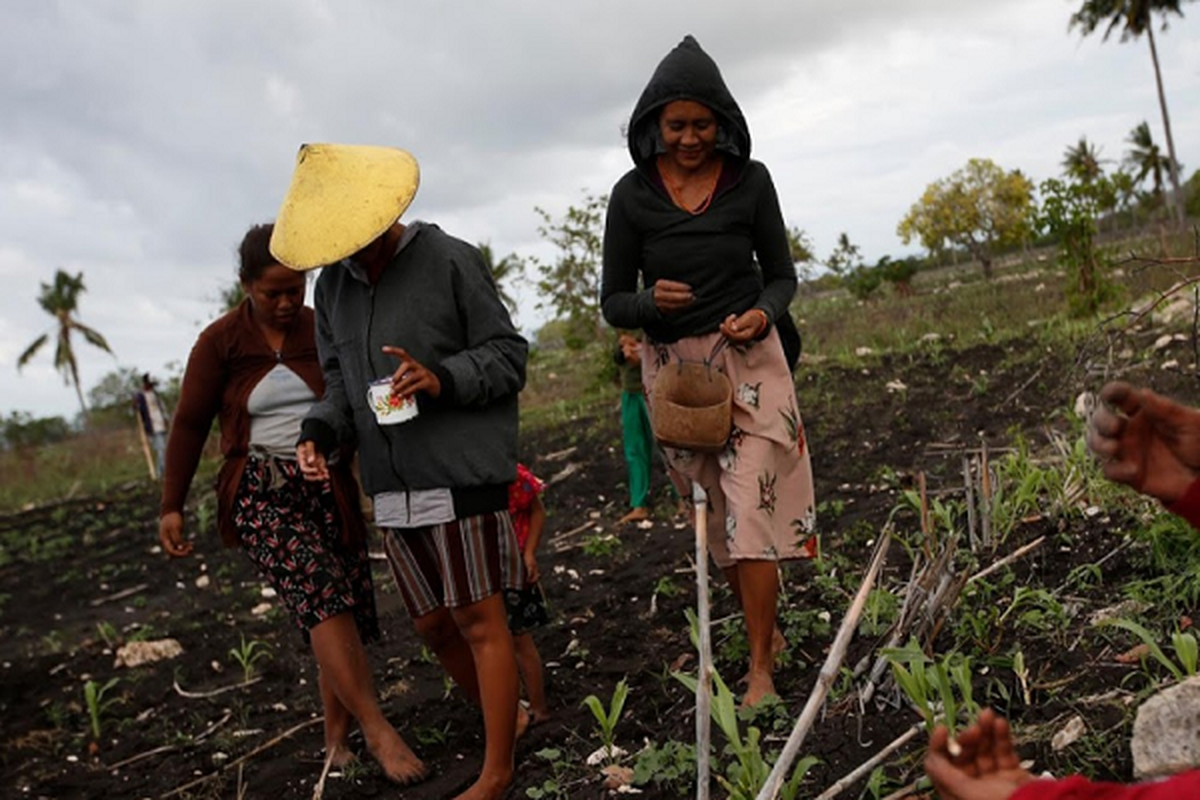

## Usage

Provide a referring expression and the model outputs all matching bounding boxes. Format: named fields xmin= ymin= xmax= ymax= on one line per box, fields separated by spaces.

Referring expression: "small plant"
xmin=525 ymin=747 xmax=572 ymax=799
xmin=675 ymin=669 xmax=818 ymax=799
xmin=95 ymin=620 xmax=120 ymax=649
xmin=653 ymin=575 xmax=682 ymax=599
xmin=582 ymin=533 xmax=622 ymax=557
xmin=858 ymin=588 xmax=899 ymax=638
xmin=581 ymin=679 xmax=628 ymax=765
xmin=414 ymin=722 xmax=452 ymax=747
xmin=83 ymin=677 xmax=121 ymax=740
xmin=1100 ymin=618 xmax=1199 ymax=681
xmin=632 ymin=738 xmax=696 ymax=794
xmin=882 ymin=638 xmax=978 ymax=734
xmin=228 ymin=635 xmax=272 ymax=683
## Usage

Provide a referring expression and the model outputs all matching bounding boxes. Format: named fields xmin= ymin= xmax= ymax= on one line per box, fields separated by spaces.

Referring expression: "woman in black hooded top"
xmin=601 ymin=35 xmax=817 ymax=707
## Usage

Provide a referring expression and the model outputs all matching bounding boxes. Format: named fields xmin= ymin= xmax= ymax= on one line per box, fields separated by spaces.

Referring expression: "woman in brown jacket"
xmin=158 ymin=223 xmax=425 ymax=784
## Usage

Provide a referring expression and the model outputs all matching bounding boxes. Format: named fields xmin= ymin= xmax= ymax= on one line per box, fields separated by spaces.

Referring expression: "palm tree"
xmin=1124 ymin=120 xmax=1179 ymax=217
xmin=477 ymin=241 xmax=521 ymax=314
xmin=1069 ymin=0 xmax=1192 ymax=226
xmin=17 ymin=270 xmax=114 ymax=419
xmin=1062 ymin=136 xmax=1105 ymax=182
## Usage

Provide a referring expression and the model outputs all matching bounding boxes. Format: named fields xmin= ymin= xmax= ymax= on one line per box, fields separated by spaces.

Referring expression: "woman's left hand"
xmin=720 ymin=309 xmax=768 ymax=344
xmin=382 ymin=345 xmax=442 ymax=399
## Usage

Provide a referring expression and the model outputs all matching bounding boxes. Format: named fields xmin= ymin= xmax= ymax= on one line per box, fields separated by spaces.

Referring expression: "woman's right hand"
xmin=159 ymin=512 xmax=193 ymax=558
xmin=653 ymin=279 xmax=694 ymax=314
xmin=296 ymin=441 xmax=331 ymax=481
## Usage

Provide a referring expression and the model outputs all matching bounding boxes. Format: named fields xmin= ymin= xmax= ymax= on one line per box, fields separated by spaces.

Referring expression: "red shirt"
xmin=507 ymin=463 xmax=544 ymax=549
xmin=1013 ymin=770 xmax=1200 ymax=799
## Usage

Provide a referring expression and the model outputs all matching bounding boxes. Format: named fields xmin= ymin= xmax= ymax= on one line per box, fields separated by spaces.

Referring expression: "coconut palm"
xmin=1062 ymin=137 xmax=1105 ymax=183
xmin=17 ymin=270 xmax=114 ymax=419
xmin=477 ymin=241 xmax=521 ymax=314
xmin=1124 ymin=120 xmax=1180 ymax=217
xmin=1069 ymin=0 xmax=1192 ymax=225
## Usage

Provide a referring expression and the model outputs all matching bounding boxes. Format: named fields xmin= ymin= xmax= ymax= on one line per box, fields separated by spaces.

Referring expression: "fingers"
xmin=991 ymin=715 xmax=1022 ymax=769
xmin=1098 ymin=381 xmax=1139 ymax=416
xmin=158 ymin=513 xmax=192 ymax=558
xmin=653 ymin=280 xmax=694 ymax=312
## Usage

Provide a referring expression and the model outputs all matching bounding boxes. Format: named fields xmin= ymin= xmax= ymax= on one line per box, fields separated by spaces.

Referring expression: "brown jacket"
xmin=160 ymin=301 xmax=365 ymax=547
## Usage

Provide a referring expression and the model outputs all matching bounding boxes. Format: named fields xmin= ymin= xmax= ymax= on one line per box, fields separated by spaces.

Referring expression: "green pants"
xmin=621 ymin=390 xmax=654 ymax=509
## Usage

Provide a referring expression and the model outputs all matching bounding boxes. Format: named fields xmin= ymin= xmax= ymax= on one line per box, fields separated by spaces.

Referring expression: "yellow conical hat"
xmin=270 ymin=143 xmax=420 ymax=271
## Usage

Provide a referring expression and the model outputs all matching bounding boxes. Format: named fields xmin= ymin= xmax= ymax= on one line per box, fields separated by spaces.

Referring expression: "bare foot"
xmin=772 ymin=627 xmax=788 ymax=658
xmin=515 ymin=703 xmax=531 ymax=740
xmin=325 ymin=742 xmax=355 ymax=769
xmin=617 ymin=507 xmax=650 ymax=525
xmin=738 ymin=627 xmax=789 ymax=686
xmin=741 ymin=671 xmax=777 ymax=710
xmin=452 ymin=771 xmax=512 ymax=800
xmin=367 ymin=728 xmax=427 ymax=786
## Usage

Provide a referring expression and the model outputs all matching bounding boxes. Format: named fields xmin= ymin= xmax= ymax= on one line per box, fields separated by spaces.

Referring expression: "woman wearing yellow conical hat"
xmin=273 ymin=143 xmax=529 ymax=800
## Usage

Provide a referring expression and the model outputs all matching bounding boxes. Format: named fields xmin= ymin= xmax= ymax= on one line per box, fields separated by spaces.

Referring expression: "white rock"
xmin=586 ymin=745 xmax=628 ymax=766
xmin=1132 ymin=674 xmax=1200 ymax=778
xmin=195 ymin=575 xmax=210 ymax=589
xmin=1073 ymin=392 xmax=1095 ymax=420
xmin=885 ymin=380 xmax=908 ymax=393
xmin=1051 ymin=716 xmax=1086 ymax=751
xmin=260 ymin=587 xmax=277 ymax=598
xmin=855 ymin=347 xmax=875 ymax=357
xmin=1162 ymin=359 xmax=1180 ymax=371
xmin=251 ymin=602 xmax=273 ymax=616
xmin=1154 ymin=334 xmax=1176 ymax=350
xmin=114 ymin=639 xmax=184 ymax=668
xmin=920 ymin=333 xmax=941 ymax=343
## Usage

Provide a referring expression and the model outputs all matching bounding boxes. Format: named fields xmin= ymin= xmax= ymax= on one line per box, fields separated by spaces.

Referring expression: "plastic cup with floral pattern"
xmin=367 ymin=378 xmax=419 ymax=425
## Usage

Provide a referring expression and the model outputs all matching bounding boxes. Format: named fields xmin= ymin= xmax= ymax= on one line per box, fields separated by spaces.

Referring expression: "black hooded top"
xmin=601 ymin=35 xmax=796 ymax=344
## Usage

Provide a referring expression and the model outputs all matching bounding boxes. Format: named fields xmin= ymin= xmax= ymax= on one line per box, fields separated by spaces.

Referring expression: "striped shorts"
xmin=382 ymin=511 xmax=524 ymax=619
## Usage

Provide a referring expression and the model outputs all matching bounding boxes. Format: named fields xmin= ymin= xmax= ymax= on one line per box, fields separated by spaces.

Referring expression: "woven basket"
xmin=650 ymin=360 xmax=733 ymax=453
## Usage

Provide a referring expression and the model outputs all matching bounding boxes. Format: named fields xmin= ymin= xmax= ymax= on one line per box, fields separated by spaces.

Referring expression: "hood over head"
xmin=626 ymin=35 xmax=750 ymax=168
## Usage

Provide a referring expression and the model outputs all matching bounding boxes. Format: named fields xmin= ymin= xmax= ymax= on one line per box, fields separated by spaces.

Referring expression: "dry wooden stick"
xmin=90 ymin=583 xmax=150 ymax=607
xmin=173 ymin=676 xmax=261 ymax=699
xmin=967 ymin=536 xmax=1045 ymax=585
xmin=979 ymin=439 xmax=992 ymax=549
xmin=162 ymin=717 xmax=323 ymax=798
xmin=812 ymin=723 xmax=922 ymax=800
xmin=755 ymin=534 xmax=891 ymax=800
xmin=107 ymin=744 xmax=178 ymax=770
xmin=311 ymin=751 xmax=336 ymax=800
xmin=692 ymin=482 xmax=712 ymax=800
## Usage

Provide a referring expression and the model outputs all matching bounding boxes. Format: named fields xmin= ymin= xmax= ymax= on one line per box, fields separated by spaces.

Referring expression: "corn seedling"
xmin=675 ymin=669 xmax=818 ymax=799
xmin=581 ymin=679 xmax=628 ymax=765
xmin=882 ymin=638 xmax=978 ymax=734
xmin=1100 ymin=618 xmax=1199 ymax=681
xmin=228 ymin=634 xmax=271 ymax=683
xmin=95 ymin=620 xmax=120 ymax=648
xmin=83 ymin=677 xmax=121 ymax=740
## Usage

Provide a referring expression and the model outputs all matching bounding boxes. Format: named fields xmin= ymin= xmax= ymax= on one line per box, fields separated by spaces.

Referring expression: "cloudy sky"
xmin=2 ymin=0 xmax=1198 ymax=421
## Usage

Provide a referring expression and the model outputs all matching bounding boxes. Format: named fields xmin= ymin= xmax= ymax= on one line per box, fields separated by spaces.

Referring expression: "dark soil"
xmin=3 ymin=335 xmax=1199 ymax=799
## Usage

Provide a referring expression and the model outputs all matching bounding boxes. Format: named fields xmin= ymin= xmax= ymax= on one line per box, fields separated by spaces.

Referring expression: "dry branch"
xmin=968 ymin=536 xmax=1045 ymax=585
xmin=813 ymin=723 xmax=922 ymax=800
xmin=755 ymin=534 xmax=891 ymax=800
xmin=173 ymin=676 xmax=261 ymax=699
xmin=162 ymin=717 xmax=323 ymax=798
xmin=90 ymin=583 xmax=150 ymax=607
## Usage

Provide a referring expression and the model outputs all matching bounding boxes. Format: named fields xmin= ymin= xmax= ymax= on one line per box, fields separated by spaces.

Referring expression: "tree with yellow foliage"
xmin=897 ymin=159 xmax=1035 ymax=280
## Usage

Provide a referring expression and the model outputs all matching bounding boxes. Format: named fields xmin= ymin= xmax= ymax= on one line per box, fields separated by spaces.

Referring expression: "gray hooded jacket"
xmin=302 ymin=222 xmax=527 ymax=515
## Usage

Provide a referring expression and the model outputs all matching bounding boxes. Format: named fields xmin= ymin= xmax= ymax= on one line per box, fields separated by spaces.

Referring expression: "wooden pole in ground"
xmin=693 ymin=482 xmax=712 ymax=800
xmin=755 ymin=534 xmax=891 ymax=800
xmin=134 ymin=419 xmax=156 ymax=480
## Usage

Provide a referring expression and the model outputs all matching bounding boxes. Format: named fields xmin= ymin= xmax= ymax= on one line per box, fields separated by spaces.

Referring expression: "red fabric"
xmin=1167 ymin=477 xmax=1200 ymax=533
xmin=507 ymin=463 xmax=544 ymax=549
xmin=1012 ymin=770 xmax=1200 ymax=800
